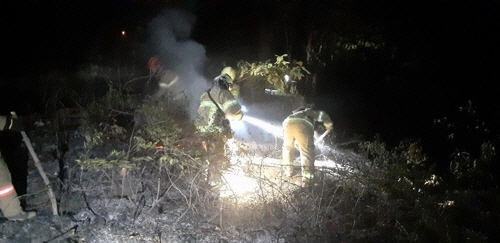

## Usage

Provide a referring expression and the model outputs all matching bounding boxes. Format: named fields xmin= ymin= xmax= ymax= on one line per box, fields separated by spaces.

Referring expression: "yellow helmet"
xmin=221 ymin=66 xmax=236 ymax=81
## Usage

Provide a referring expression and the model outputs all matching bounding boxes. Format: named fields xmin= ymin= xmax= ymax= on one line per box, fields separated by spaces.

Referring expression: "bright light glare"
xmin=241 ymin=105 xmax=248 ymax=112
xmin=220 ymin=166 xmax=259 ymax=198
xmin=219 ymin=153 xmax=350 ymax=202
xmin=225 ymin=138 xmax=239 ymax=157
xmin=220 ymin=156 xmax=290 ymax=201
xmin=315 ymin=142 xmax=327 ymax=151
xmin=243 ymin=116 xmax=283 ymax=137
xmin=314 ymin=132 xmax=330 ymax=152
xmin=315 ymin=158 xmax=347 ymax=172
xmin=229 ymin=119 xmax=246 ymax=132
xmin=284 ymin=74 xmax=290 ymax=82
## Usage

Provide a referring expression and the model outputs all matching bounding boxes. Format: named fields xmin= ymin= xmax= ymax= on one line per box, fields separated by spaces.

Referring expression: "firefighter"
xmin=0 ymin=115 xmax=36 ymax=221
xmin=195 ymin=68 xmax=243 ymax=187
xmin=282 ymin=105 xmax=333 ymax=183
xmin=196 ymin=67 xmax=243 ymax=132
xmin=147 ymin=56 xmax=180 ymax=99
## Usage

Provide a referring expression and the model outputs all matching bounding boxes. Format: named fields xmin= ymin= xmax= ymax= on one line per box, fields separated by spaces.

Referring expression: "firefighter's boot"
xmin=0 ymin=189 xmax=36 ymax=221
xmin=283 ymin=165 xmax=294 ymax=178
xmin=6 ymin=211 xmax=37 ymax=221
xmin=301 ymin=168 xmax=314 ymax=185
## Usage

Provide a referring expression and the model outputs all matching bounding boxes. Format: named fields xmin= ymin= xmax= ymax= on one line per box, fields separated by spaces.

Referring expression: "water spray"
xmin=241 ymin=115 xmax=283 ymax=138
xmin=222 ymin=112 xmax=344 ymax=201
xmin=314 ymin=130 xmax=330 ymax=145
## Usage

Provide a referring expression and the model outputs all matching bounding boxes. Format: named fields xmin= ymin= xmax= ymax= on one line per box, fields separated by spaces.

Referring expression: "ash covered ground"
xmin=0 ymin=113 xmax=358 ymax=243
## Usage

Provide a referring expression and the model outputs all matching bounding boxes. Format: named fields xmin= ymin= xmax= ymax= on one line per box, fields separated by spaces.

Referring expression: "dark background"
xmin=1 ymin=0 xmax=499 ymax=145
xmin=1 ymin=2 xmax=499 ymax=239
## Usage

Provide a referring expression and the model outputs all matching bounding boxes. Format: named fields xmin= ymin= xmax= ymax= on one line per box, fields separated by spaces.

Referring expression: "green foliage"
xmin=79 ymin=82 xmax=136 ymax=153
xmin=76 ymin=150 xmax=136 ymax=169
xmin=328 ymin=101 xmax=498 ymax=242
xmin=77 ymin=79 xmax=195 ymax=170
xmin=431 ymin=100 xmax=498 ymax=188
xmin=84 ymin=81 xmax=137 ymax=121
xmin=357 ymin=136 xmax=433 ymax=197
xmin=237 ymin=54 xmax=310 ymax=95
xmin=133 ymin=97 xmax=184 ymax=151
xmin=346 ymin=135 xmax=494 ymax=243
xmin=132 ymin=97 xmax=200 ymax=170
xmin=335 ymin=38 xmax=385 ymax=51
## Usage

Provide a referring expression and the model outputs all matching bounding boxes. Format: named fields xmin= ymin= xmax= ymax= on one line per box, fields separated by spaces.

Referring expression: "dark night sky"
xmin=1 ymin=0 xmax=500 ymax=144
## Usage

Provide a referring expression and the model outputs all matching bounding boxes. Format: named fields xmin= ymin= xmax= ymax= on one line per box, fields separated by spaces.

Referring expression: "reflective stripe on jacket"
xmin=0 ymin=116 xmax=6 ymax=131
xmin=0 ymin=184 xmax=15 ymax=198
xmin=283 ymin=109 xmax=332 ymax=129
xmin=283 ymin=116 xmax=314 ymax=128
xmin=196 ymin=86 xmax=242 ymax=133
xmin=0 ymin=116 xmax=7 ymax=167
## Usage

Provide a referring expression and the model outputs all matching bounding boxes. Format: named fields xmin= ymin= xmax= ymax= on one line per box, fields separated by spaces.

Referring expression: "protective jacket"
xmin=195 ymin=86 xmax=243 ymax=133
xmin=282 ymin=109 xmax=333 ymax=181
xmin=0 ymin=115 xmax=25 ymax=218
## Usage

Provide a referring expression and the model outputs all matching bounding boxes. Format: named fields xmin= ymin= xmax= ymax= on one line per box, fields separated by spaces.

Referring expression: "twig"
xmin=118 ymin=168 xmax=127 ymax=208
xmin=127 ymin=124 xmax=137 ymax=159
xmin=81 ymin=192 xmax=99 ymax=218
xmin=350 ymin=188 xmax=365 ymax=238
xmin=352 ymin=188 xmax=364 ymax=213
xmin=109 ymin=108 xmax=135 ymax=116
xmin=133 ymin=195 xmax=146 ymax=222
xmin=221 ymin=173 xmax=238 ymax=205
xmin=123 ymin=75 xmax=152 ymax=86
xmin=336 ymin=139 xmax=362 ymax=147
xmin=146 ymin=161 xmax=162 ymax=213
xmin=172 ymin=169 xmax=204 ymax=229
xmin=43 ymin=225 xmax=78 ymax=243
xmin=168 ymin=171 xmax=189 ymax=206
xmin=395 ymin=220 xmax=410 ymax=238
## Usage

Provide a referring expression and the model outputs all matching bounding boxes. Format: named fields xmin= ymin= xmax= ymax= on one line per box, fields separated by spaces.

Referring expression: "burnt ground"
xmin=0 ymin=113 xmax=358 ymax=243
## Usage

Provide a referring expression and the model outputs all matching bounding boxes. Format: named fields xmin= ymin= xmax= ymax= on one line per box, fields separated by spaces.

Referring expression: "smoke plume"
xmin=148 ymin=9 xmax=209 ymax=119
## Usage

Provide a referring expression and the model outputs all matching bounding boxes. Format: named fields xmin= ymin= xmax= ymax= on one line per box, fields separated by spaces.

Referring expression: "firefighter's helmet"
xmin=148 ymin=56 xmax=162 ymax=72
xmin=292 ymin=103 xmax=314 ymax=113
xmin=213 ymin=74 xmax=233 ymax=90
xmin=221 ymin=66 xmax=236 ymax=81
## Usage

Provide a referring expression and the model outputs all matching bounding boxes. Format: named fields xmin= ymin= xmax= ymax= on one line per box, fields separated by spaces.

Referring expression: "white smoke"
xmin=148 ymin=9 xmax=209 ymax=119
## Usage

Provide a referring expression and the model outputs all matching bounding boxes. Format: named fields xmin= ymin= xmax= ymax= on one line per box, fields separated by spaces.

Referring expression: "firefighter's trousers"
xmin=0 ymin=153 xmax=23 ymax=217
xmin=282 ymin=121 xmax=315 ymax=179
xmin=198 ymin=132 xmax=230 ymax=188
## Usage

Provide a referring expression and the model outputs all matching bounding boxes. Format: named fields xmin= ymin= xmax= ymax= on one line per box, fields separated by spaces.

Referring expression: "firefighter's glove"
xmin=4 ymin=116 xmax=24 ymax=131
xmin=226 ymin=110 xmax=243 ymax=121
xmin=324 ymin=122 xmax=333 ymax=132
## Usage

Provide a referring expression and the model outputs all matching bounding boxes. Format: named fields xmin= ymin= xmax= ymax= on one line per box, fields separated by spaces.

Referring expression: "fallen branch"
xmin=12 ymin=112 xmax=59 ymax=216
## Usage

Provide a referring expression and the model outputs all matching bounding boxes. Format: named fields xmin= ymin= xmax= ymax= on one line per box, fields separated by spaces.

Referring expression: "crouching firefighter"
xmin=0 ymin=115 xmax=36 ymax=221
xmin=195 ymin=69 xmax=243 ymax=188
xmin=282 ymin=105 xmax=333 ymax=184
